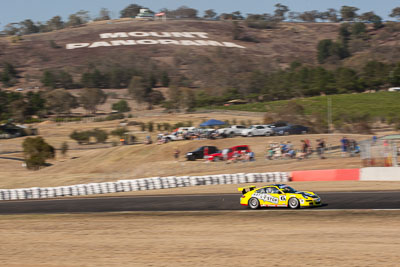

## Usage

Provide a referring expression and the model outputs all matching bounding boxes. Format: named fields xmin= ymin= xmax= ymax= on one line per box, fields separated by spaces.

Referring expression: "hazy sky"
xmin=1 ymin=0 xmax=399 ymax=28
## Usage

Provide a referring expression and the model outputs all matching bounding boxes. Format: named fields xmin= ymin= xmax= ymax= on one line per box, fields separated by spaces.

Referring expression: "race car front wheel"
xmin=288 ymin=197 xmax=300 ymax=209
xmin=248 ymin=197 xmax=260 ymax=209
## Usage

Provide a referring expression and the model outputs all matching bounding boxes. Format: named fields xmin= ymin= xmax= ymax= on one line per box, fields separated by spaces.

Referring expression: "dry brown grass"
xmin=0 ymin=109 xmax=384 ymax=192
xmin=0 ymin=210 xmax=399 ymax=267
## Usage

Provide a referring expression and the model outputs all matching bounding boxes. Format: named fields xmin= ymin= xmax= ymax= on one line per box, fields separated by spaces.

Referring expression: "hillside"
xmin=2 ymin=19 xmax=399 ymax=91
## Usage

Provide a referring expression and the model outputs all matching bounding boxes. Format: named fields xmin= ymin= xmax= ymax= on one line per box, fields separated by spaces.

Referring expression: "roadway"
xmin=0 ymin=191 xmax=399 ymax=214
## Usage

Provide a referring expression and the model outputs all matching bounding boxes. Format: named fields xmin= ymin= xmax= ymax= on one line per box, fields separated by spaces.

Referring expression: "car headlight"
xmin=302 ymin=193 xmax=314 ymax=199
xmin=187 ymin=153 xmax=192 ymax=155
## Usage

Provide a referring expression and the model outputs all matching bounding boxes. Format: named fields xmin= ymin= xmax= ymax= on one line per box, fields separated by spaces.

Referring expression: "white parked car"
xmin=388 ymin=87 xmax=400 ymax=92
xmin=217 ymin=125 xmax=247 ymax=137
xmin=241 ymin=125 xmax=274 ymax=137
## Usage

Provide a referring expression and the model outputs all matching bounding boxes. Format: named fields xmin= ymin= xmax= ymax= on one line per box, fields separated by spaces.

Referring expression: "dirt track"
xmin=0 ymin=211 xmax=399 ymax=267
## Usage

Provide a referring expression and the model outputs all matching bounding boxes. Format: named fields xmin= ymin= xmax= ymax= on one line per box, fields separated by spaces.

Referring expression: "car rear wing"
xmin=238 ymin=186 xmax=256 ymax=195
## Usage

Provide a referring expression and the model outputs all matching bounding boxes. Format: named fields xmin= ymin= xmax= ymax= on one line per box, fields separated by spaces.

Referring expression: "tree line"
xmin=2 ymin=54 xmax=400 ymax=122
xmin=2 ymin=4 xmax=400 ymax=36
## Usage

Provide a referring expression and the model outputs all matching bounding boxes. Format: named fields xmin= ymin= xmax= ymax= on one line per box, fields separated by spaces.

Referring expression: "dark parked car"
xmin=185 ymin=146 xmax=219 ymax=161
xmin=271 ymin=122 xmax=309 ymax=135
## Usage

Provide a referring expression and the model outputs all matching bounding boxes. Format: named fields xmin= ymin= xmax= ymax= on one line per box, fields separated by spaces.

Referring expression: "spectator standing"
xmin=174 ymin=148 xmax=180 ymax=161
xmin=340 ymin=136 xmax=349 ymax=157
xmin=204 ymin=146 xmax=209 ymax=160
xmin=317 ymin=139 xmax=326 ymax=159
xmin=222 ymin=148 xmax=229 ymax=161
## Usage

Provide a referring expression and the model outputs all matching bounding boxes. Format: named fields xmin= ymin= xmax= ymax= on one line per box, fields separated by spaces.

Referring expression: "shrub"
xmin=91 ymin=128 xmax=108 ymax=143
xmin=23 ymin=137 xmax=55 ymax=170
xmin=70 ymin=130 xmax=90 ymax=144
xmin=147 ymin=121 xmax=154 ymax=132
xmin=112 ymin=100 xmax=131 ymax=113
xmin=111 ymin=127 xmax=128 ymax=138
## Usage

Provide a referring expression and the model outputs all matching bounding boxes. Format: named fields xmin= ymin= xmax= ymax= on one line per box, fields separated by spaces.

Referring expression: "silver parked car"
xmin=241 ymin=125 xmax=274 ymax=137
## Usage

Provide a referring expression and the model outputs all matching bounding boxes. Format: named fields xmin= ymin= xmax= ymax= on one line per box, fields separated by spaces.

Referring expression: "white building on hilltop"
xmin=135 ymin=9 xmax=154 ymax=20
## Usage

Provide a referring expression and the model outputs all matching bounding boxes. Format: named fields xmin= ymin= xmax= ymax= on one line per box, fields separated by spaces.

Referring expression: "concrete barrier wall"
xmin=360 ymin=167 xmax=400 ymax=181
xmin=291 ymin=169 xmax=360 ymax=182
xmin=0 ymin=172 xmax=289 ymax=201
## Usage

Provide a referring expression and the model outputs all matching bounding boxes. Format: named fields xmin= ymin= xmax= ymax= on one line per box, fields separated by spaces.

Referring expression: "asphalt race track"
xmin=0 ymin=191 xmax=399 ymax=214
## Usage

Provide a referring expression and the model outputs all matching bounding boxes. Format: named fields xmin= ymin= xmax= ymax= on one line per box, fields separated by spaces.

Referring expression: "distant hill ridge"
xmin=1 ymin=19 xmax=400 ymax=89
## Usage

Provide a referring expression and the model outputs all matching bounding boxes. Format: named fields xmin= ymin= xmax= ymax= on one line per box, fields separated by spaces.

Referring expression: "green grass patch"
xmin=204 ymin=92 xmax=400 ymax=120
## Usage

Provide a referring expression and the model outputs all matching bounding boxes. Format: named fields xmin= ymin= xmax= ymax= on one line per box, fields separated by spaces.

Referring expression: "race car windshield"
xmin=280 ymin=186 xmax=297 ymax=193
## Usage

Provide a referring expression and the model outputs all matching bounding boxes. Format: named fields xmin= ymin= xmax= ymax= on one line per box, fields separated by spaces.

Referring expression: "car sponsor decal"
xmin=280 ymin=195 xmax=286 ymax=201
xmin=253 ymin=193 xmax=279 ymax=204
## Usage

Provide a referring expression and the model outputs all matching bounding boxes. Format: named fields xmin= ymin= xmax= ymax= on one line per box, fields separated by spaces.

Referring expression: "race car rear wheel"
xmin=288 ymin=197 xmax=300 ymax=209
xmin=248 ymin=197 xmax=260 ymax=209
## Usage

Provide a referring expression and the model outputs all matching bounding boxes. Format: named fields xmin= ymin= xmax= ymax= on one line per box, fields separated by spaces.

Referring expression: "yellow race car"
xmin=238 ymin=184 xmax=322 ymax=209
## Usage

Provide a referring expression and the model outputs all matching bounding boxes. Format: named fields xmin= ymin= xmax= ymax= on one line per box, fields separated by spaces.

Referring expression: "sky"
xmin=1 ymin=0 xmax=399 ymax=29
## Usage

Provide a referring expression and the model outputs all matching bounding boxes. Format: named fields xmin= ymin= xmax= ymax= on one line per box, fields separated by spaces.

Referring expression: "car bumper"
xmin=301 ymin=198 xmax=322 ymax=207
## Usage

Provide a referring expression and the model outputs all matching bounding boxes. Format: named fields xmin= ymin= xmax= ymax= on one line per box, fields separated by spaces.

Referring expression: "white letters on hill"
xmin=66 ymin=31 xmax=245 ymax=50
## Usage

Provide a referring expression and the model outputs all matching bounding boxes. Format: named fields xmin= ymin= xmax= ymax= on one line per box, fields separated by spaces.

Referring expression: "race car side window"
xmin=256 ymin=188 xmax=265 ymax=193
xmin=266 ymin=187 xmax=273 ymax=193
xmin=270 ymin=187 xmax=280 ymax=194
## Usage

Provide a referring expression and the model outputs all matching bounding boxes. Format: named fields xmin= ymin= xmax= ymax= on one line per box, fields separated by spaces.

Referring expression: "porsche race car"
xmin=238 ymin=184 xmax=322 ymax=209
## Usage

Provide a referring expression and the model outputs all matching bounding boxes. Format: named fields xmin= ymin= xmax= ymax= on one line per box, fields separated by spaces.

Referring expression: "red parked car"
xmin=207 ymin=145 xmax=251 ymax=161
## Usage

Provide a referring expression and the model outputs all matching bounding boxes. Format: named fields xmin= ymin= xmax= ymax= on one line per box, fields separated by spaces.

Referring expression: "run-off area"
xmin=0 ymin=210 xmax=398 ymax=267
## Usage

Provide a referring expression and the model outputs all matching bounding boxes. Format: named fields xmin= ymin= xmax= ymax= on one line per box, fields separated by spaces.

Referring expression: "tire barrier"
xmin=0 ymin=172 xmax=289 ymax=201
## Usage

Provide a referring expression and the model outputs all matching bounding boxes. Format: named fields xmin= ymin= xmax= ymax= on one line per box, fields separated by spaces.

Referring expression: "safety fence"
xmin=0 ymin=172 xmax=289 ymax=201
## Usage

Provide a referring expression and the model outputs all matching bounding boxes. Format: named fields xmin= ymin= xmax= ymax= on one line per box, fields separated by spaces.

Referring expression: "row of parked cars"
xmin=217 ymin=122 xmax=309 ymax=137
xmin=185 ymin=145 xmax=251 ymax=161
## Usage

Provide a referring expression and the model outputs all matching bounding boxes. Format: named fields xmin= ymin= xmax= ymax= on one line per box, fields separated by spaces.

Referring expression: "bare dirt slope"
xmin=0 ymin=211 xmax=399 ymax=267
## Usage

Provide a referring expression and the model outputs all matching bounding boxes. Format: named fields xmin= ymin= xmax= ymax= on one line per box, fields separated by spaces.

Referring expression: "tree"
xmin=298 ymin=10 xmax=320 ymax=22
xmin=317 ymin=39 xmax=334 ymax=63
xmin=46 ymin=16 xmax=64 ymax=31
xmin=359 ymin=12 xmax=383 ymax=29
xmin=91 ymin=128 xmax=108 ymax=143
xmin=128 ymin=76 xmax=148 ymax=102
xmin=351 ymin=22 xmax=367 ymax=37
xmin=45 ymin=89 xmax=78 ymax=115
xmin=19 ymin=19 xmax=39 ymax=35
xmin=10 ymin=98 xmax=29 ymax=122
xmin=41 ymin=70 xmax=56 ymax=89
xmin=204 ymin=9 xmax=217 ymax=19
xmin=23 ymin=137 xmax=55 ymax=170
xmin=79 ymin=88 xmax=107 ymax=114
xmin=340 ymin=6 xmax=359 ymax=21
xmin=3 ymin=23 xmax=20 ymax=35
xmin=325 ymin=8 xmax=340 ymax=22
xmin=120 ymin=4 xmax=143 ymax=18
xmin=168 ymin=85 xmax=182 ymax=109
xmin=389 ymin=7 xmax=400 ymax=20
xmin=95 ymin=8 xmax=111 ymax=21
xmin=110 ymin=127 xmax=128 ymax=138
xmin=70 ymin=130 xmax=90 ymax=144
xmin=389 ymin=63 xmax=400 ymax=86
xmin=161 ymin=71 xmax=170 ymax=87
xmin=232 ymin=21 xmax=243 ymax=40
xmin=1 ymin=62 xmax=18 ymax=87
xmin=67 ymin=10 xmax=89 ymax=27
xmin=167 ymin=6 xmax=198 ymax=19
xmin=274 ymin=4 xmax=289 ymax=21
xmin=112 ymin=100 xmax=131 ymax=113
xmin=183 ymin=89 xmax=196 ymax=111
